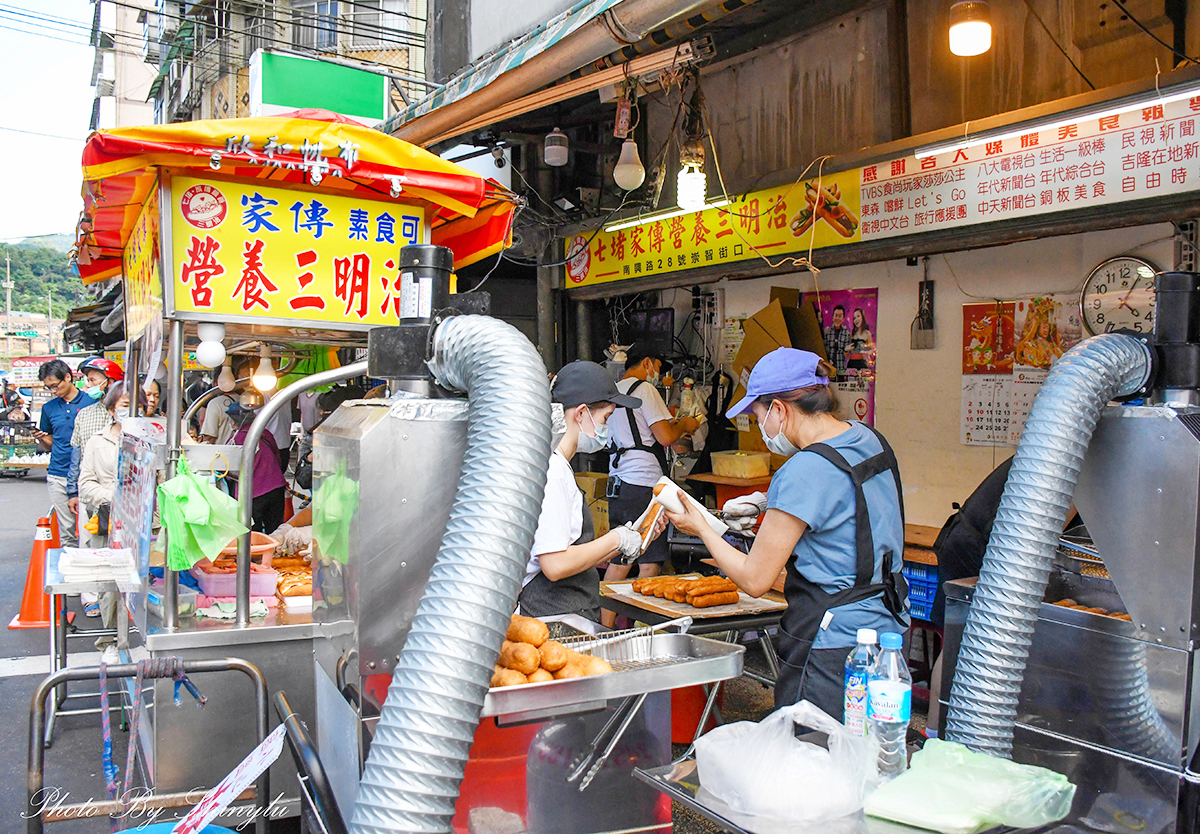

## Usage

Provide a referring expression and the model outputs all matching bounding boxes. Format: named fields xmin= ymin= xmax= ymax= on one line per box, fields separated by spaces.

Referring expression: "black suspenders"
xmin=609 ymin=380 xmax=668 ymax=472
xmin=799 ymin=424 xmax=908 ymax=625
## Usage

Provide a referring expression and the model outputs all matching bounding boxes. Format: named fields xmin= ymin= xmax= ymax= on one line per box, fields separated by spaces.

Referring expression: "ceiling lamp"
xmin=252 ymin=344 xmax=277 ymax=392
xmin=544 ymin=128 xmax=569 ymax=167
xmin=613 ymin=138 xmax=646 ymax=191
xmin=949 ymin=1 xmax=992 ymax=56
xmin=216 ymin=358 xmax=236 ymax=392
xmin=677 ymin=138 xmax=707 ymax=212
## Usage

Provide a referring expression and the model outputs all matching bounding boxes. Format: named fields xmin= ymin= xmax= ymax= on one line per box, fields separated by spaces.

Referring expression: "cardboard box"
xmin=588 ymin=498 xmax=610 ymax=538
xmin=575 ymin=471 xmax=609 ymax=502
xmin=729 ymin=297 xmax=827 ymax=400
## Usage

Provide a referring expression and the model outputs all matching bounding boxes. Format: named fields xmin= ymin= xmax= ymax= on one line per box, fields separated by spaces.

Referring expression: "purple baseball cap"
xmin=726 ymin=348 xmax=829 ymax=418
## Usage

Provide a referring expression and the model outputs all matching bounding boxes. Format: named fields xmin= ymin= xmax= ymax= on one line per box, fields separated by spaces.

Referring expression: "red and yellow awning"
xmin=76 ymin=109 xmax=515 ymax=284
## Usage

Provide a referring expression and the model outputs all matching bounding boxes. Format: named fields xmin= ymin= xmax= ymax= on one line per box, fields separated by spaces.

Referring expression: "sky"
xmin=0 ymin=1 xmax=97 ymax=243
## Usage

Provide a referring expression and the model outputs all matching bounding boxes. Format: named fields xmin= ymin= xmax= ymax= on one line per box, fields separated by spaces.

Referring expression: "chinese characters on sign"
xmin=569 ymin=96 xmax=1200 ymax=288
xmin=123 ymin=185 xmax=164 ymax=343
xmin=565 ymin=169 xmax=862 ymax=286
xmin=862 ymin=97 xmax=1200 ymax=240
xmin=169 ymin=176 xmax=427 ymax=327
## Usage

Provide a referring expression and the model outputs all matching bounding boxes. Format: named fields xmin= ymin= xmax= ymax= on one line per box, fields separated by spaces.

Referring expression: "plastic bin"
xmin=219 ymin=531 xmax=277 ymax=558
xmin=190 ymin=565 xmax=278 ymax=598
xmin=147 ymin=584 xmax=198 ymax=619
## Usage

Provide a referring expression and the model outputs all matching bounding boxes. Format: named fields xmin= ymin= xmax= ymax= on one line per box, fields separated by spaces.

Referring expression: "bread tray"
xmin=481 ymin=630 xmax=744 ymax=721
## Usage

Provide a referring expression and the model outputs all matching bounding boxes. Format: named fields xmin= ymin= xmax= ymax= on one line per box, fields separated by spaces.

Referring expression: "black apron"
xmin=774 ymin=424 xmax=909 ymax=709
xmin=609 ymin=380 xmax=669 ymax=477
xmin=519 ymin=486 xmax=600 ymax=621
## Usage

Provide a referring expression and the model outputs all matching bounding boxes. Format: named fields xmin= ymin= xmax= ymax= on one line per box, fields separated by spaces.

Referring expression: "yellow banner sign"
xmin=167 ymin=174 xmax=428 ymax=327
xmin=564 ymin=169 xmax=861 ymax=287
xmin=123 ymin=185 xmax=163 ymax=342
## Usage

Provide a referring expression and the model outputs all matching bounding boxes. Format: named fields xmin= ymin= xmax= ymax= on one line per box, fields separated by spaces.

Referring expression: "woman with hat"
xmin=519 ymin=361 xmax=667 ymax=622
xmin=664 ymin=347 xmax=909 ymax=717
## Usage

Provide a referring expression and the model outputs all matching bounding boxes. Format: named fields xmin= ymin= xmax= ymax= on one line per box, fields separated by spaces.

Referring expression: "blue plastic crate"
xmin=907 ymin=579 xmax=937 ymax=604
xmin=902 ymin=562 xmax=938 ymax=582
xmin=909 ymin=598 xmax=933 ymax=621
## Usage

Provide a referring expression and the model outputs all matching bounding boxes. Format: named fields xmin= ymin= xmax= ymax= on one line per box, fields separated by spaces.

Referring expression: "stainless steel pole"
xmin=162 ymin=320 xmax=184 ymax=628
xmin=234 ymin=360 xmax=368 ymax=627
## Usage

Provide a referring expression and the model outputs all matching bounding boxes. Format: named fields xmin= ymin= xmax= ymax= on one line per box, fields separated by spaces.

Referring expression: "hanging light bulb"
xmin=216 ymin=358 xmax=236 ymax=392
xmin=677 ymin=138 xmax=707 ymax=212
xmin=195 ymin=340 xmax=226 ymax=368
xmin=613 ymin=138 xmax=646 ymax=191
xmin=543 ymin=127 xmax=569 ymax=167
xmin=252 ymin=344 xmax=277 ymax=392
xmin=949 ymin=1 xmax=991 ymax=56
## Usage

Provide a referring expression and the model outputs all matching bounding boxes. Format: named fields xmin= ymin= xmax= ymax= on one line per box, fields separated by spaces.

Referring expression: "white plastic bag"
xmin=864 ymin=739 xmax=1076 ymax=834
xmin=694 ymin=700 xmax=878 ymax=823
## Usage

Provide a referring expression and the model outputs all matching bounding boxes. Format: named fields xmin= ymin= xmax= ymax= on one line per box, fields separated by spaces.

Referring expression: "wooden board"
xmin=601 ymin=574 xmax=787 ymax=620
xmin=905 ymin=523 xmax=940 ymax=549
xmin=685 ymin=473 xmax=774 ymax=488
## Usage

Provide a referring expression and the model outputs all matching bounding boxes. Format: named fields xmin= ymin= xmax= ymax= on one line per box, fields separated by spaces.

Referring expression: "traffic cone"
xmin=48 ymin=510 xmax=61 ymax=548
xmin=9 ymin=517 xmax=55 ymax=629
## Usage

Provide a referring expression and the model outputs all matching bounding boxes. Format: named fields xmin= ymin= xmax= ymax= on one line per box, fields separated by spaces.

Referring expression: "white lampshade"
xmin=195 ymin=340 xmax=226 ymax=368
xmin=949 ymin=1 xmax=991 ymax=56
xmin=544 ymin=128 xmax=569 ymax=167
xmin=252 ymin=345 xmax=277 ymax=392
xmin=196 ymin=322 xmax=226 ymax=343
xmin=677 ymin=166 xmax=707 ymax=212
xmin=613 ymin=139 xmax=646 ymax=191
xmin=216 ymin=359 xmax=236 ymax=392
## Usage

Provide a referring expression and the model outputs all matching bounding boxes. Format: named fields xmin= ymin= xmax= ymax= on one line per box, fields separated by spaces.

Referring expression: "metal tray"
xmin=481 ymin=632 xmax=744 ymax=721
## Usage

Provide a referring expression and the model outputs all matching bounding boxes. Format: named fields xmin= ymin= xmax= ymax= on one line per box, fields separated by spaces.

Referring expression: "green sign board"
xmin=250 ymin=51 xmax=388 ymax=125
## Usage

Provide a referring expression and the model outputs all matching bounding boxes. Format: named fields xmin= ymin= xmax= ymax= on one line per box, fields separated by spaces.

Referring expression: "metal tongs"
xmin=565 ymin=617 xmax=693 ymax=790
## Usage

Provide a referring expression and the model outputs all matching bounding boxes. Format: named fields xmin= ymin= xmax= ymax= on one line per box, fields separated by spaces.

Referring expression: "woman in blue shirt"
xmin=665 ymin=347 xmax=908 ymax=718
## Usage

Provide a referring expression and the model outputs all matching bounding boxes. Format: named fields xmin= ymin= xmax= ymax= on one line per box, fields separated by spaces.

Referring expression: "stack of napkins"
xmin=58 ymin=547 xmax=135 ymax=583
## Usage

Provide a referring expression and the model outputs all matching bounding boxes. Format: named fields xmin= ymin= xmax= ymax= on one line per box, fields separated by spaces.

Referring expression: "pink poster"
xmin=803 ymin=287 xmax=879 ymax=425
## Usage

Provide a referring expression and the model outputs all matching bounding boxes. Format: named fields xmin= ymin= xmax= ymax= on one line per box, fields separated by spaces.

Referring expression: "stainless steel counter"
xmin=144 ymin=606 xmax=315 ymax=651
xmin=635 ymin=758 xmax=1104 ymax=834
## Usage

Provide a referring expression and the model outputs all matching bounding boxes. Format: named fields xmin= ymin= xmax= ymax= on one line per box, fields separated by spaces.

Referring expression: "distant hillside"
xmin=1 ymin=245 xmax=85 ymax=319
xmin=13 ymin=234 xmax=74 ymax=254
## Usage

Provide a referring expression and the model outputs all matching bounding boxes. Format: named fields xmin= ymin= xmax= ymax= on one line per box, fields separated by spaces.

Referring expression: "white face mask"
xmin=759 ymin=402 xmax=800 ymax=457
xmin=575 ymin=406 xmax=610 ymax=454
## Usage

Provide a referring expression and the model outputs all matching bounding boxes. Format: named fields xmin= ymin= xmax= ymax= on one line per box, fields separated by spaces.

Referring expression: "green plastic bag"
xmin=157 ymin=456 xmax=250 ymax=571
xmin=865 ymin=739 xmax=1075 ymax=834
xmin=313 ymin=458 xmax=358 ymax=565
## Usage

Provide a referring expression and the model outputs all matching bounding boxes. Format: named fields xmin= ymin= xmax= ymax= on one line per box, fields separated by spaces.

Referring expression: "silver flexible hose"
xmin=945 ymin=333 xmax=1151 ymax=757
xmin=350 ymin=315 xmax=551 ymax=834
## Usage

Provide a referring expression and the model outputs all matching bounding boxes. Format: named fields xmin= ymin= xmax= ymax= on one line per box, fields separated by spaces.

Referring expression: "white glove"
xmin=269 ymin=523 xmax=293 ymax=543
xmin=722 ymin=491 xmax=768 ymax=518
xmin=282 ymin=525 xmax=313 ymax=555
xmin=612 ymin=524 xmax=644 ymax=562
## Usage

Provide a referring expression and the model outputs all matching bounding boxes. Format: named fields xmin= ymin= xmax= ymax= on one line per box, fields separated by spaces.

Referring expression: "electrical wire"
xmin=0 ymin=126 xmax=87 ymax=142
xmin=1020 ymin=0 xmax=1094 ymax=89
xmin=1110 ymin=0 xmax=1198 ymax=65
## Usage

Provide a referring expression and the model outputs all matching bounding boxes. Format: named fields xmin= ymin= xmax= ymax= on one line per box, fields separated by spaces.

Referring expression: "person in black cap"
xmin=519 ymin=361 xmax=667 ymax=621
xmin=601 ymin=348 xmax=701 ymax=602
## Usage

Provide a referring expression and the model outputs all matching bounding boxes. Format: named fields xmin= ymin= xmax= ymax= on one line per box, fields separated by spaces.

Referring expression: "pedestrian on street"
xmin=33 ymin=360 xmax=89 ymax=547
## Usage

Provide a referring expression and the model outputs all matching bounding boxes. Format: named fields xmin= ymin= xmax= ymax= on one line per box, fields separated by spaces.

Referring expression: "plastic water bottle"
xmin=868 ymin=631 xmax=912 ymax=781
xmin=843 ymin=628 xmax=878 ymax=736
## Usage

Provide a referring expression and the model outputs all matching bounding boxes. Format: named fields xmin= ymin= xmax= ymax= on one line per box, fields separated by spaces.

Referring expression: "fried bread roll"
xmin=554 ymin=661 xmax=586 ymax=679
xmin=579 ymin=655 xmax=613 ymax=675
xmin=492 ymin=668 xmax=528 ymax=687
xmin=690 ymin=591 xmax=740 ymax=608
xmin=500 ymin=642 xmax=540 ymax=675
xmin=528 ymin=668 xmax=554 ymax=683
xmin=538 ymin=640 xmax=569 ymax=672
xmin=507 ymin=615 xmax=549 ymax=647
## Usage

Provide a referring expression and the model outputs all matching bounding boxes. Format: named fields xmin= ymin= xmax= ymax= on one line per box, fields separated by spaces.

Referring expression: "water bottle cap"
xmin=880 ymin=632 xmax=903 ymax=650
xmin=857 ymin=628 xmax=877 ymax=644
